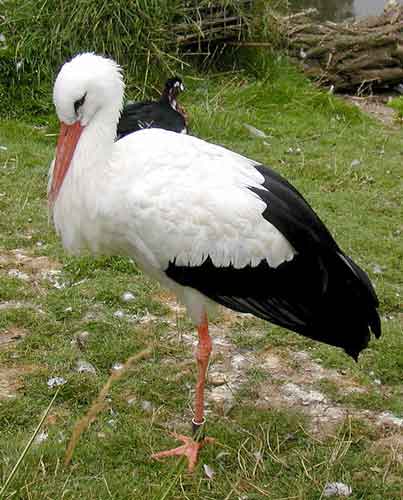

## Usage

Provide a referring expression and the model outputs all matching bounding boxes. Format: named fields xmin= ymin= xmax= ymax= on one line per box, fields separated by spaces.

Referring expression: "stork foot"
xmin=151 ymin=432 xmax=214 ymax=472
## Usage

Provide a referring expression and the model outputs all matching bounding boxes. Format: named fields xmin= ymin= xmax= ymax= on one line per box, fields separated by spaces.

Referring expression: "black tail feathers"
xmin=308 ymin=251 xmax=381 ymax=360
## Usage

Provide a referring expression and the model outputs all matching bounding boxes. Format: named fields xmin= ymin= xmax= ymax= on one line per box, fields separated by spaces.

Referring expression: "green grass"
xmin=0 ymin=56 xmax=402 ymax=499
xmin=388 ymin=96 xmax=403 ymax=122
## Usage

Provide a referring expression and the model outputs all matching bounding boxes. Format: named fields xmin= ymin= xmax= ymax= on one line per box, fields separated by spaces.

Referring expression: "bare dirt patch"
xmin=343 ymin=95 xmax=397 ymax=127
xmin=0 ymin=248 xmax=63 ymax=289
xmin=0 ymin=300 xmax=45 ymax=314
xmin=372 ymin=435 xmax=403 ymax=465
xmin=0 ymin=326 xmax=28 ymax=350
xmin=155 ymin=295 xmax=403 ymax=437
xmin=0 ymin=365 xmax=37 ymax=400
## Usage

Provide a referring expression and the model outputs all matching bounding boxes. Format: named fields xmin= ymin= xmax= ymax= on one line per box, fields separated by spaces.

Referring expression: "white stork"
xmin=49 ymin=53 xmax=381 ymax=472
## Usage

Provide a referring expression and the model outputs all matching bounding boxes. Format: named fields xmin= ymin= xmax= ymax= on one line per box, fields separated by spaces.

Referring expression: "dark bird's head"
xmin=165 ymin=77 xmax=185 ymax=95
xmin=161 ymin=77 xmax=185 ymax=107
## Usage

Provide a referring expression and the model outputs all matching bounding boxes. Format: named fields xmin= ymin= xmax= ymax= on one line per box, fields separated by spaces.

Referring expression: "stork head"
xmin=53 ymin=53 xmax=124 ymax=126
xmin=49 ymin=53 xmax=124 ymax=206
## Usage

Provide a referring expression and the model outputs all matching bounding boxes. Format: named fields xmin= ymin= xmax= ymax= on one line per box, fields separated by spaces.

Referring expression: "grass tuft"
xmin=65 ymin=346 xmax=153 ymax=465
xmin=0 ymin=387 xmax=61 ymax=498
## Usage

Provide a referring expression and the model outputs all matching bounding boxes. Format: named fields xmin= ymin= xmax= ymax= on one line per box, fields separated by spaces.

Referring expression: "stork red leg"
xmin=152 ymin=313 xmax=214 ymax=472
xmin=194 ymin=313 xmax=212 ymax=425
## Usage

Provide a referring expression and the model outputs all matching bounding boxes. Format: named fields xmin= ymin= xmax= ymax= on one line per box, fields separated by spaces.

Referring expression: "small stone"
xmin=350 ymin=159 xmax=361 ymax=168
xmin=369 ymin=466 xmax=383 ymax=473
xmin=74 ymin=330 xmax=90 ymax=348
xmin=231 ymin=354 xmax=248 ymax=370
xmin=75 ymin=359 xmax=96 ymax=375
xmin=203 ymin=464 xmax=215 ymax=479
xmin=64 ymin=306 xmax=73 ymax=313
xmin=285 ymin=146 xmax=302 ymax=155
xmin=377 ymin=411 xmax=403 ymax=427
xmin=57 ymin=432 xmax=66 ymax=443
xmin=121 ymin=291 xmax=135 ymax=302
xmin=113 ymin=310 xmax=125 ymax=319
xmin=243 ymin=123 xmax=267 ymax=138
xmin=209 ymin=372 xmax=226 ymax=386
xmin=372 ymin=264 xmax=383 ymax=274
xmin=0 ymin=145 xmax=8 ymax=151
xmin=47 ymin=376 xmax=67 ymax=388
xmin=34 ymin=430 xmax=48 ymax=444
xmin=283 ymin=383 xmax=327 ymax=405
xmin=141 ymin=400 xmax=154 ymax=414
xmin=112 ymin=362 xmax=124 ymax=372
xmin=83 ymin=310 xmax=98 ymax=321
xmin=323 ymin=482 xmax=352 ymax=497
xmin=127 ymin=397 xmax=136 ymax=406
xmin=46 ymin=270 xmax=65 ymax=289
xmin=8 ymin=269 xmax=30 ymax=281
xmin=395 ymin=83 xmax=403 ymax=94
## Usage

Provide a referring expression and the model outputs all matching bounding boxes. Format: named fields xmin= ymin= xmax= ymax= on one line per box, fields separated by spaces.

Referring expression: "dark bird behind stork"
xmin=116 ymin=76 xmax=187 ymax=138
xmin=49 ymin=53 xmax=381 ymax=472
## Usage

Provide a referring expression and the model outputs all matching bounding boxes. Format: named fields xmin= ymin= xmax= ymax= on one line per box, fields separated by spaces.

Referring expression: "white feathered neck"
xmin=51 ymin=54 xmax=125 ymax=252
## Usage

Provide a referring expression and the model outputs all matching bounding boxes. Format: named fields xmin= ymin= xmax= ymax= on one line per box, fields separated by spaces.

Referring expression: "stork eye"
xmin=74 ymin=93 xmax=86 ymax=114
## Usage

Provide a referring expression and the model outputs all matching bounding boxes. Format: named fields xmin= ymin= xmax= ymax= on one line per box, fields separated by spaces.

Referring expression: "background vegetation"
xmin=0 ymin=0 xmax=264 ymax=116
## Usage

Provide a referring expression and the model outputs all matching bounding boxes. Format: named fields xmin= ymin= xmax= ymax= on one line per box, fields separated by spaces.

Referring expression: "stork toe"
xmin=151 ymin=432 xmax=214 ymax=472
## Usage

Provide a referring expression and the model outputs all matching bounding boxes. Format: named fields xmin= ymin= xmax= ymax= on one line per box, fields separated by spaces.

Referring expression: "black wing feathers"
xmin=165 ymin=164 xmax=381 ymax=360
xmin=250 ymin=164 xmax=338 ymax=253
xmin=166 ymin=254 xmax=326 ymax=332
xmin=117 ymin=101 xmax=186 ymax=139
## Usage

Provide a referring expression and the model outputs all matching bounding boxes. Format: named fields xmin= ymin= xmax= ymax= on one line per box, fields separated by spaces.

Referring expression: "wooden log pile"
xmin=283 ymin=3 xmax=403 ymax=92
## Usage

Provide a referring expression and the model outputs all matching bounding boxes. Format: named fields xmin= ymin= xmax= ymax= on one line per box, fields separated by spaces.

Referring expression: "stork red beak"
xmin=49 ymin=121 xmax=83 ymax=206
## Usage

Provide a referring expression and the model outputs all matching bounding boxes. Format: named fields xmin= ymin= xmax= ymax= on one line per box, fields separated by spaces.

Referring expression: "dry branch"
xmin=173 ymin=0 xmax=254 ymax=46
xmin=281 ymin=3 xmax=403 ymax=91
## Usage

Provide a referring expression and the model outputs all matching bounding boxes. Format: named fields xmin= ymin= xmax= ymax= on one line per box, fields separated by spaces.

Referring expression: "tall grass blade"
xmin=0 ymin=387 xmax=61 ymax=499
